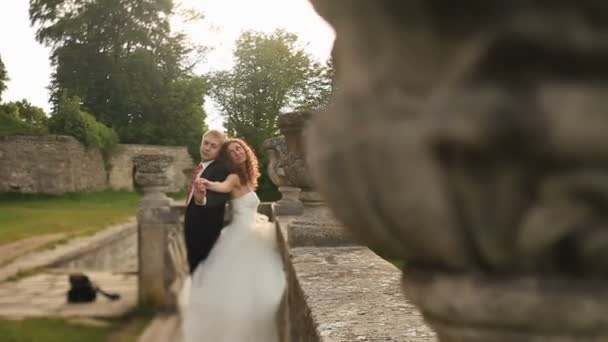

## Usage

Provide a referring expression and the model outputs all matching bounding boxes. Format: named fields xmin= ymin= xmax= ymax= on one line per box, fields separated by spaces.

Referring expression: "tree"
xmin=294 ymin=58 xmax=335 ymax=111
xmin=13 ymin=100 xmax=48 ymax=133
xmin=0 ymin=55 xmax=8 ymax=102
xmin=0 ymin=100 xmax=48 ymax=135
xmin=30 ymin=0 xmax=208 ymax=158
xmin=209 ymin=30 xmax=333 ymax=147
xmin=208 ymin=29 xmax=334 ymax=199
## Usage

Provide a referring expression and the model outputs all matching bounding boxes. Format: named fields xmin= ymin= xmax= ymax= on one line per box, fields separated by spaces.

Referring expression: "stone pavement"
xmin=0 ymin=270 xmax=137 ymax=319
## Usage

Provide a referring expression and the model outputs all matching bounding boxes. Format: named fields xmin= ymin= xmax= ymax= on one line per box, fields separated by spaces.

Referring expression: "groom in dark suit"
xmin=184 ymin=129 xmax=229 ymax=274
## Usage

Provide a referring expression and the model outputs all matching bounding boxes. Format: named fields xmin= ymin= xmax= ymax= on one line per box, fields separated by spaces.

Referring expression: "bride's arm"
xmin=201 ymin=174 xmax=239 ymax=193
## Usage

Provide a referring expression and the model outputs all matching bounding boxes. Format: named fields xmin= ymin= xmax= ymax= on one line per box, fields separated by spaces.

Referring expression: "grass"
xmin=371 ymin=247 xmax=407 ymax=270
xmin=0 ymin=305 xmax=155 ymax=342
xmin=0 ymin=318 xmax=110 ymax=342
xmin=0 ymin=191 xmax=140 ymax=245
xmin=387 ymin=258 xmax=406 ymax=269
xmin=166 ymin=191 xmax=185 ymax=201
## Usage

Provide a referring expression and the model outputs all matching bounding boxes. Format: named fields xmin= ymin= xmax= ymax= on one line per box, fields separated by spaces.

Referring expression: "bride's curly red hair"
xmin=219 ymin=138 xmax=260 ymax=190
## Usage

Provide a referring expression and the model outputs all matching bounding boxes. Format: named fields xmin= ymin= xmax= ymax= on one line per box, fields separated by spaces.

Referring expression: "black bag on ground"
xmin=67 ymin=273 xmax=120 ymax=303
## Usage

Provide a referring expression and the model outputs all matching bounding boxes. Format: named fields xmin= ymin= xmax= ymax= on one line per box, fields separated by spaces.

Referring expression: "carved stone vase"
xmin=264 ymin=111 xmax=323 ymax=214
xmin=306 ymin=1 xmax=608 ymax=341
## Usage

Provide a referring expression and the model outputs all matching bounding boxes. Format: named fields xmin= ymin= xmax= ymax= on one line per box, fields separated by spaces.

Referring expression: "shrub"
xmin=49 ymin=95 xmax=118 ymax=155
xmin=0 ymin=102 xmax=48 ymax=136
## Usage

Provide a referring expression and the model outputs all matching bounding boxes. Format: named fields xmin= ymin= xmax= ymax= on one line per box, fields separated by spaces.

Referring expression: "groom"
xmin=184 ymin=129 xmax=229 ymax=274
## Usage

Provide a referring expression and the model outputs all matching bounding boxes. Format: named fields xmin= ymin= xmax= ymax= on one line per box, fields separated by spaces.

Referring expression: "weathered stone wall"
xmin=107 ymin=144 xmax=194 ymax=192
xmin=0 ymin=135 xmax=194 ymax=195
xmin=0 ymin=135 xmax=107 ymax=194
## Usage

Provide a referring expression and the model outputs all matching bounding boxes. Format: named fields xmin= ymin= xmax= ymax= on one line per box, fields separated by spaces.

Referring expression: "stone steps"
xmin=0 ymin=218 xmax=136 ymax=283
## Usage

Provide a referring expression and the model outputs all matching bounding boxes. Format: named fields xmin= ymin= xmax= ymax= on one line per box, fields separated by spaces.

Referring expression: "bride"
xmin=182 ymin=138 xmax=287 ymax=342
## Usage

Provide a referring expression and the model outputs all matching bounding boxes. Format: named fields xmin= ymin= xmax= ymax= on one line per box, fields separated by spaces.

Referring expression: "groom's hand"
xmin=195 ymin=178 xmax=206 ymax=192
xmin=193 ymin=182 xmax=207 ymax=205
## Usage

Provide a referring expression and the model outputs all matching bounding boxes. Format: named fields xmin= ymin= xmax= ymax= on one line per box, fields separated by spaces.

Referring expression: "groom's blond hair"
xmin=202 ymin=129 xmax=227 ymax=144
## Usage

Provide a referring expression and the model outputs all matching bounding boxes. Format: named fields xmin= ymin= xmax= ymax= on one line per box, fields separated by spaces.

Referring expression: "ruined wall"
xmin=0 ymin=135 xmax=107 ymax=194
xmin=0 ymin=135 xmax=194 ymax=194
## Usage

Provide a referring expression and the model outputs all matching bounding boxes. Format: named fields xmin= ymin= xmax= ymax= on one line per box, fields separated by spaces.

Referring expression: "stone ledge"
xmin=289 ymin=246 xmax=437 ymax=342
xmin=0 ymin=218 xmax=136 ymax=283
xmin=288 ymin=220 xmax=357 ymax=247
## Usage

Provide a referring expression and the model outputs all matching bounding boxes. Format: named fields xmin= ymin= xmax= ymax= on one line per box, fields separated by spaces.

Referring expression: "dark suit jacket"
xmin=183 ymin=160 xmax=229 ymax=273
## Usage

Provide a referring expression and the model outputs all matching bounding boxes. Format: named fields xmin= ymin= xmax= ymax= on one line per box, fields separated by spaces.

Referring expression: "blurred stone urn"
xmin=305 ymin=0 xmax=608 ymax=341
xmin=133 ymin=154 xmax=174 ymax=206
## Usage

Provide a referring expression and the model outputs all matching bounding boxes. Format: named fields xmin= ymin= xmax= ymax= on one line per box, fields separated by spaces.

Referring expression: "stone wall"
xmin=0 ymin=135 xmax=107 ymax=194
xmin=107 ymin=144 xmax=194 ymax=193
xmin=0 ymin=135 xmax=194 ymax=195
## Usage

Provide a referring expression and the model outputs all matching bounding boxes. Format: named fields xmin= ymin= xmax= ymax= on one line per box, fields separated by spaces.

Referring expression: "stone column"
xmin=134 ymin=154 xmax=181 ymax=311
xmin=306 ymin=1 xmax=608 ymax=341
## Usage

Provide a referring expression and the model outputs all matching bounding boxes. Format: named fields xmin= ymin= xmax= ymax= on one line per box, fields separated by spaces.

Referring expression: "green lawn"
xmin=166 ymin=191 xmax=185 ymax=201
xmin=0 ymin=318 xmax=110 ymax=342
xmin=0 ymin=305 xmax=154 ymax=342
xmin=0 ymin=191 xmax=140 ymax=245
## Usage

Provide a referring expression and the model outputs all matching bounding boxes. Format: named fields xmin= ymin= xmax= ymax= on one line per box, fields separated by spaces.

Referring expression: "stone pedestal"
xmin=274 ymin=186 xmax=304 ymax=216
xmin=134 ymin=155 xmax=182 ymax=311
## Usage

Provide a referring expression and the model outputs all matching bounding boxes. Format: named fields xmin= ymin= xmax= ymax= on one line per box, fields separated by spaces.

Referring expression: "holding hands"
xmin=192 ymin=178 xmax=207 ymax=205
xmin=194 ymin=178 xmax=207 ymax=194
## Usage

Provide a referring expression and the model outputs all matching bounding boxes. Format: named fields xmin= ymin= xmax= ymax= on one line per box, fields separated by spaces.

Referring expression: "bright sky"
xmin=0 ymin=0 xmax=334 ymax=129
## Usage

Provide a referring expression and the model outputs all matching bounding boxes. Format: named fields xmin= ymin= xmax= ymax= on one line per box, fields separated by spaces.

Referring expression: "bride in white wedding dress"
xmin=182 ymin=138 xmax=287 ymax=342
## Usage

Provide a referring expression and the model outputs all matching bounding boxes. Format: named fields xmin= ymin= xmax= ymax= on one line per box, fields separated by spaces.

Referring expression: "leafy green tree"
xmin=208 ymin=29 xmax=334 ymax=199
xmin=13 ymin=100 xmax=48 ymax=133
xmin=30 ymin=0 xmax=208 ymax=157
xmin=0 ymin=55 xmax=8 ymax=102
xmin=0 ymin=103 xmax=25 ymax=136
xmin=0 ymin=100 xmax=48 ymax=136
xmin=294 ymin=58 xmax=335 ymax=111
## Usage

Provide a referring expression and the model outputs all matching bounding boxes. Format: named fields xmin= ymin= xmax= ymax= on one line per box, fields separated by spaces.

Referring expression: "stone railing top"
xmin=290 ymin=246 xmax=436 ymax=341
xmin=132 ymin=154 xmax=174 ymax=173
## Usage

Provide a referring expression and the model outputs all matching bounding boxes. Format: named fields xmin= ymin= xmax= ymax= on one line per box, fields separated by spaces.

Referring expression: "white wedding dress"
xmin=182 ymin=191 xmax=286 ymax=342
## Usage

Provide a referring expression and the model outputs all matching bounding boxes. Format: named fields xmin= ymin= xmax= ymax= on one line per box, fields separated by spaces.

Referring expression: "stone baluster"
xmin=306 ymin=1 xmax=608 ymax=341
xmin=134 ymin=154 xmax=182 ymax=311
